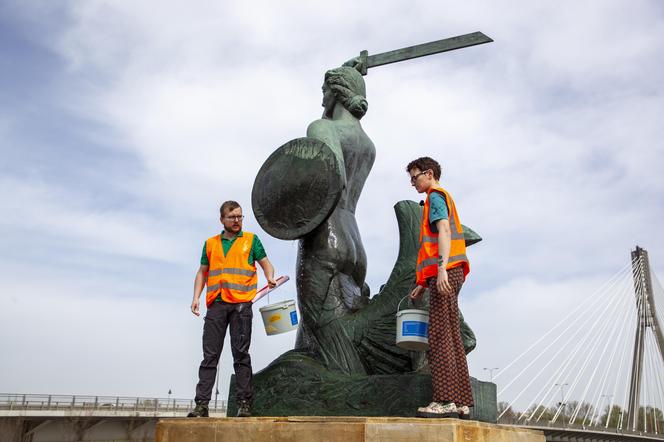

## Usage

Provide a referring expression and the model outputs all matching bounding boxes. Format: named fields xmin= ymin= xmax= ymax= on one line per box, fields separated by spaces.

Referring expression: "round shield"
xmin=252 ymin=137 xmax=344 ymax=240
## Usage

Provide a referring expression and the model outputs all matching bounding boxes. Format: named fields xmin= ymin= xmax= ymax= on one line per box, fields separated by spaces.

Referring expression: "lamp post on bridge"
xmin=214 ymin=361 xmax=221 ymax=411
xmin=483 ymin=367 xmax=500 ymax=383
xmin=168 ymin=389 xmax=172 ymax=410
xmin=555 ymin=383 xmax=569 ymax=425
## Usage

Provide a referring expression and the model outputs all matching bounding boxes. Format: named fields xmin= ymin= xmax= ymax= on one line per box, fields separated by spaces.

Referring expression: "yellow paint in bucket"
xmin=259 ymin=299 xmax=298 ymax=336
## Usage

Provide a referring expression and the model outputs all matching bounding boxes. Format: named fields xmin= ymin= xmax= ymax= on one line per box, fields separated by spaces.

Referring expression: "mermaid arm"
xmin=307 ymin=119 xmax=347 ymax=189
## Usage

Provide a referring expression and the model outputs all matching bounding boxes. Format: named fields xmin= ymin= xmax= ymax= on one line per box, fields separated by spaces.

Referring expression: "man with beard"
xmin=188 ymin=200 xmax=276 ymax=418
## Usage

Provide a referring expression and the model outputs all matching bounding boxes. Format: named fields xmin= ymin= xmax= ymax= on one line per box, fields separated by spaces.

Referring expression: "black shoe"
xmin=236 ymin=400 xmax=251 ymax=417
xmin=187 ymin=401 xmax=209 ymax=418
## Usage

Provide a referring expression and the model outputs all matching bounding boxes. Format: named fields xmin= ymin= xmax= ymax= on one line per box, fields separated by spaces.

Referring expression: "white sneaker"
xmin=416 ymin=401 xmax=459 ymax=418
xmin=457 ymin=405 xmax=470 ymax=420
xmin=417 ymin=402 xmax=439 ymax=413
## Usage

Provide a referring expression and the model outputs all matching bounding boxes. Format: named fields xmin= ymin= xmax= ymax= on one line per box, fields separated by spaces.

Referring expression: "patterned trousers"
xmin=427 ymin=266 xmax=474 ymax=406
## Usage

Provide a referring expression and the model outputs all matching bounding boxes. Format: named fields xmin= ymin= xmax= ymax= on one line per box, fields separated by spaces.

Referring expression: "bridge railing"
xmin=0 ymin=393 xmax=226 ymax=414
xmin=505 ymin=419 xmax=664 ymax=440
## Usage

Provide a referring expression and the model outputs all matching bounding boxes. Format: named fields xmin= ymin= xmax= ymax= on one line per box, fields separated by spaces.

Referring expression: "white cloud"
xmin=0 ymin=177 xmax=190 ymax=264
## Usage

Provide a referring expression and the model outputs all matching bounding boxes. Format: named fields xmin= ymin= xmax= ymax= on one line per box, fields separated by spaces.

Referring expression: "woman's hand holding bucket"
xmin=409 ymin=285 xmax=425 ymax=300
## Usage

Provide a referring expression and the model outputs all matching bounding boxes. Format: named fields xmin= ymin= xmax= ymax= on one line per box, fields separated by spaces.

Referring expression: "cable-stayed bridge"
xmin=496 ymin=246 xmax=664 ymax=441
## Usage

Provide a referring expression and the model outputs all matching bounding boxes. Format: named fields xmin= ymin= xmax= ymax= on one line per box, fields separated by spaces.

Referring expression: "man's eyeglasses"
xmin=225 ymin=215 xmax=244 ymax=221
xmin=410 ymin=170 xmax=429 ymax=184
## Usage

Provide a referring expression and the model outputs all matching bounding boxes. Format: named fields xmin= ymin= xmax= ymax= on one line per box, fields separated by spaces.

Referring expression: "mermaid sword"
xmin=353 ymin=31 xmax=493 ymax=75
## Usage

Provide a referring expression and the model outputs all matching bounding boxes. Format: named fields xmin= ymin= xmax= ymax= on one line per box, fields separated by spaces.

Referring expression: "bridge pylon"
xmin=627 ymin=246 xmax=664 ymax=431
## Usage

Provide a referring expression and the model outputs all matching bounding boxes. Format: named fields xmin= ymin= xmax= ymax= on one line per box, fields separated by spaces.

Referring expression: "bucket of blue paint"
xmin=259 ymin=300 xmax=299 ymax=335
xmin=395 ymin=295 xmax=429 ymax=351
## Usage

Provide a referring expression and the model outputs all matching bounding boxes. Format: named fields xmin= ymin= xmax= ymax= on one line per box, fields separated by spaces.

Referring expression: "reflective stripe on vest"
xmin=221 ymin=281 xmax=258 ymax=291
xmin=208 ymin=268 xmax=257 ymax=277
xmin=421 ymin=228 xmax=464 ymax=243
xmin=206 ymin=282 xmax=258 ymax=293
xmin=415 ymin=186 xmax=470 ymax=286
xmin=205 ymin=232 xmax=259 ymax=305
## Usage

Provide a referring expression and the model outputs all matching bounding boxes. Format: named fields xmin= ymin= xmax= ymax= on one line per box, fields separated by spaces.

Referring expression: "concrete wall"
xmin=1 ymin=417 xmax=157 ymax=442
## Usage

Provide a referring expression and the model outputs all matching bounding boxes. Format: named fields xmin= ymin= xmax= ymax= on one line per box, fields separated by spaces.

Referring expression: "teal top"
xmin=200 ymin=231 xmax=267 ymax=266
xmin=428 ymin=192 xmax=449 ymax=233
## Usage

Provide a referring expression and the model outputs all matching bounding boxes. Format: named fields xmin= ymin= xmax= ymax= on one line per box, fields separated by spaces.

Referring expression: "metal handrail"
xmin=0 ymin=393 xmax=226 ymax=413
xmin=510 ymin=421 xmax=664 ymax=439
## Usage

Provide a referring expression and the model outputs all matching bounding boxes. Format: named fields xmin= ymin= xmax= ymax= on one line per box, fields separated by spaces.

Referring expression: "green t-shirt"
xmin=200 ymin=231 xmax=267 ymax=266
xmin=429 ymin=192 xmax=449 ymax=233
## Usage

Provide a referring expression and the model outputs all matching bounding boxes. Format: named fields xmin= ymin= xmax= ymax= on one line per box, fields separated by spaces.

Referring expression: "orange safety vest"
xmin=416 ymin=185 xmax=470 ymax=286
xmin=205 ymin=232 xmax=258 ymax=306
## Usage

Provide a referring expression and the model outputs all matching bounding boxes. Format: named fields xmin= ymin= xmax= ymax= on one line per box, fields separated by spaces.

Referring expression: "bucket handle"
xmin=396 ymin=295 xmax=410 ymax=315
xmin=262 ymin=301 xmax=296 ymax=310
xmin=396 ymin=293 xmax=428 ymax=316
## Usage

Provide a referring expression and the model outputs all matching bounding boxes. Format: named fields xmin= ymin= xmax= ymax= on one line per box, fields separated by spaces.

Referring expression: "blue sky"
xmin=1 ymin=1 xmax=663 ymax=408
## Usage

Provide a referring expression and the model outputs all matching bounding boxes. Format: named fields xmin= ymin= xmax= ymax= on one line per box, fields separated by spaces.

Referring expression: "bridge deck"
xmin=522 ymin=424 xmax=664 ymax=442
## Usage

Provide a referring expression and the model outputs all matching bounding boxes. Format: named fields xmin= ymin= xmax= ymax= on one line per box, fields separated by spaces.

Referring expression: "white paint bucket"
xmin=259 ymin=299 xmax=299 ymax=335
xmin=395 ymin=295 xmax=429 ymax=351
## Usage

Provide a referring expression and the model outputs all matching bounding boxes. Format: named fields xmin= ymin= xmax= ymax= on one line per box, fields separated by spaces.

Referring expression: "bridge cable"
xmin=511 ymin=268 xmax=630 ymax=422
xmin=649 ymin=323 xmax=664 ymax=433
xmin=498 ymin=262 xmax=634 ymax=422
xmin=508 ymin=282 xmax=617 ymax=421
xmin=549 ymin=268 xmax=632 ymax=423
xmin=646 ymin=329 xmax=664 ymax=433
xmin=645 ymin=330 xmax=651 ymax=433
xmin=646 ymin=332 xmax=657 ymax=433
xmin=496 ymin=259 xmax=664 ymax=429
xmin=580 ymin=271 xmax=637 ymax=426
xmin=605 ymin=298 xmax=635 ymax=429
xmin=554 ymin=268 xmax=633 ymax=424
xmin=650 ymin=271 xmax=664 ymax=427
xmin=495 ymin=260 xmax=634 ymax=382
xmin=548 ymin=278 xmax=627 ymax=424
xmin=603 ymin=278 xmax=636 ymax=427
xmin=515 ymin=277 xmax=627 ymax=422
xmin=644 ymin=328 xmax=660 ymax=433
xmin=583 ymin=272 xmax=637 ymax=427
xmin=500 ymin=261 xmax=633 ymax=400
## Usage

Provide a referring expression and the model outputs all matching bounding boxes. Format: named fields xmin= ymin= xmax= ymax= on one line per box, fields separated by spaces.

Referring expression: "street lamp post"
xmin=483 ymin=367 xmax=500 ymax=383
xmin=168 ymin=389 xmax=172 ymax=410
xmin=555 ymin=383 xmax=569 ymax=425
xmin=214 ymin=362 xmax=221 ymax=411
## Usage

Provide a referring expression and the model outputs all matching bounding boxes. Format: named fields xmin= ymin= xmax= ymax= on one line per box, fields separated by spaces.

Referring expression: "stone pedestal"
xmin=156 ymin=417 xmax=544 ymax=442
xmin=228 ymin=351 xmax=497 ymax=422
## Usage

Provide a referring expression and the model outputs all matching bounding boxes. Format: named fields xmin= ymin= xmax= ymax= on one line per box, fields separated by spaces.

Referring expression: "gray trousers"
xmin=194 ymin=299 xmax=253 ymax=403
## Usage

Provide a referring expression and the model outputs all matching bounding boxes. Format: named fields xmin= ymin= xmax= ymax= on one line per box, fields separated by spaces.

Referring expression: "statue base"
xmin=227 ymin=351 xmax=497 ymax=422
xmin=156 ymin=417 xmax=544 ymax=442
